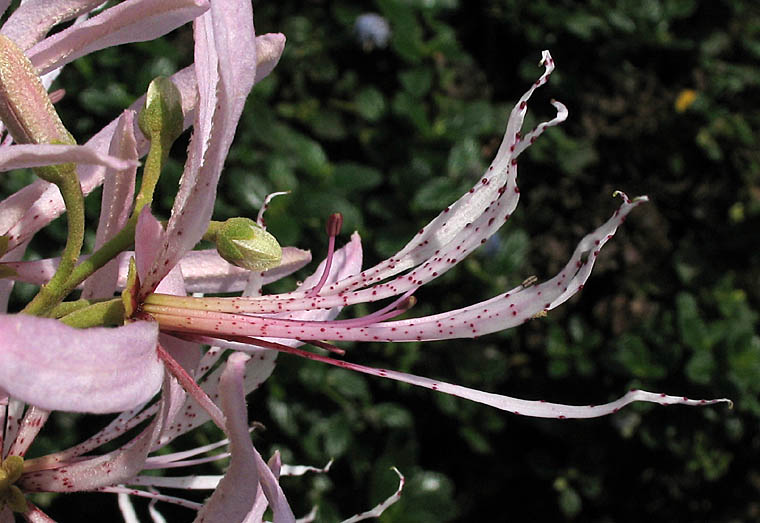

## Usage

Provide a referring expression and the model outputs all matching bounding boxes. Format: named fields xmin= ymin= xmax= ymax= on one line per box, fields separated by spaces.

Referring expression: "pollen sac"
xmin=0 ymin=455 xmax=26 ymax=512
xmin=216 ymin=217 xmax=282 ymax=272
xmin=0 ymin=34 xmax=75 ymax=145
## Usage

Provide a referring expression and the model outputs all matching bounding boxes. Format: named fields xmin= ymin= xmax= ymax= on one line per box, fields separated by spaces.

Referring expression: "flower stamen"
xmin=306 ymin=213 xmax=343 ymax=297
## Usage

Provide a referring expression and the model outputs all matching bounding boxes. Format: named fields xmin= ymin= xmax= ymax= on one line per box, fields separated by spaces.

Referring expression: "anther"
xmin=326 ymin=212 xmax=343 ymax=237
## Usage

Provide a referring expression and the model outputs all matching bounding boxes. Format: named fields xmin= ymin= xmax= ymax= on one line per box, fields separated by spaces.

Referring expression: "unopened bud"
xmin=216 ymin=217 xmax=282 ymax=271
xmin=0 ymin=34 xmax=74 ymax=145
xmin=138 ymin=76 xmax=184 ymax=144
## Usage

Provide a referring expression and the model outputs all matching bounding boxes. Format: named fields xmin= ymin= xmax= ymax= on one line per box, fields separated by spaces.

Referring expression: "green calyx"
xmin=0 ymin=456 xmax=27 ymax=513
xmin=215 ymin=217 xmax=282 ymax=272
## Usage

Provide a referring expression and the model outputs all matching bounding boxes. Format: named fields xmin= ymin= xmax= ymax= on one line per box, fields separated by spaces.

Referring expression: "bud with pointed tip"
xmin=138 ymin=76 xmax=184 ymax=145
xmin=216 ymin=217 xmax=282 ymax=272
xmin=0 ymin=34 xmax=74 ymax=146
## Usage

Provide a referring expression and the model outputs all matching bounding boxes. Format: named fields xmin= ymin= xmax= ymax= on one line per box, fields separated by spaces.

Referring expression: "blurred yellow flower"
xmin=675 ymin=89 xmax=698 ymax=112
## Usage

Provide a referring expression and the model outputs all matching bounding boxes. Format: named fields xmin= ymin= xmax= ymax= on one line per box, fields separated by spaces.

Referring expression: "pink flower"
xmin=0 ymin=0 xmax=730 ymax=520
xmin=135 ymin=51 xmax=730 ymax=420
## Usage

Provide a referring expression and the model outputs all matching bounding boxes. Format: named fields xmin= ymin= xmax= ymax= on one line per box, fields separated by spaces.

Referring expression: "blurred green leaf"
xmin=355 ymin=87 xmax=387 ymax=121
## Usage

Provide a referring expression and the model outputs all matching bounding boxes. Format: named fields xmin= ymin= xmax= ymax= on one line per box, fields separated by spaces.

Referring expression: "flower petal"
xmin=0 ymin=315 xmax=162 ymax=413
xmin=7 ymin=406 xmax=49 ymax=457
xmin=19 ymin=502 xmax=55 ymax=523
xmin=140 ymin=0 xmax=270 ymax=295
xmin=135 ymin=208 xmax=166 ymax=284
xmin=82 ymin=109 xmax=138 ymax=300
xmin=253 ymin=32 xmax=285 ymax=83
xmin=318 ymin=52 xmax=561 ymax=299
xmin=340 ymin=468 xmax=404 ymax=523
xmin=27 ymin=0 xmax=210 ymax=75
xmin=179 ymin=54 xmax=563 ymax=316
xmin=0 ymin=143 xmax=137 ymax=172
xmin=20 ymin=372 xmax=174 ymax=492
xmin=0 ymin=241 xmax=27 ymax=312
xmin=149 ymin=233 xmax=363 ymax=445
xmin=148 ymin=197 xmax=641 ymax=342
xmin=2 ymin=28 xmax=279 ymax=256
xmin=211 ymin=336 xmax=732 ymax=419
xmin=0 ymin=0 xmax=105 ymax=51
xmin=193 ymin=352 xmax=295 ymax=523
xmin=177 ymin=247 xmax=312 ymax=294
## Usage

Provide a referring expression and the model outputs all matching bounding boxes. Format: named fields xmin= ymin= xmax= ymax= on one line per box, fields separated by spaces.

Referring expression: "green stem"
xmin=133 ymin=132 xmax=167 ymax=214
xmin=58 ymin=141 xmax=170 ymax=300
xmin=203 ymin=221 xmax=223 ymax=242
xmin=22 ymin=164 xmax=85 ymax=316
xmin=24 ymin=77 xmax=185 ymax=318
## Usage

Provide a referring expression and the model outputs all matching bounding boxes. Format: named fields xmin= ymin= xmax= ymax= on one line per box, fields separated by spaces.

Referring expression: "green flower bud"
xmin=216 ymin=217 xmax=282 ymax=272
xmin=138 ymin=76 xmax=184 ymax=145
xmin=0 ymin=34 xmax=74 ymax=145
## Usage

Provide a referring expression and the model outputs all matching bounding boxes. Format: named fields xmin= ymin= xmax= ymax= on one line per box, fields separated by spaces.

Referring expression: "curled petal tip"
xmin=612 ymin=191 xmax=649 ymax=205
xmin=550 ymin=99 xmax=568 ymax=119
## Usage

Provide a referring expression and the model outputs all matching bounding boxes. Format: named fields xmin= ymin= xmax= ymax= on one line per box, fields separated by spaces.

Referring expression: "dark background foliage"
xmin=3 ymin=0 xmax=758 ymax=521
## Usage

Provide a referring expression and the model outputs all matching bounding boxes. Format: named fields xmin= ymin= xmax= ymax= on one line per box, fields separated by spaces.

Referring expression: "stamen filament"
xmin=302 ymin=340 xmax=345 ymax=356
xmin=306 ymin=213 xmax=342 ymax=297
xmin=333 ymin=289 xmax=416 ymax=328
xmin=156 ymin=343 xmax=226 ymax=432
